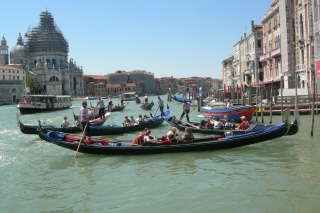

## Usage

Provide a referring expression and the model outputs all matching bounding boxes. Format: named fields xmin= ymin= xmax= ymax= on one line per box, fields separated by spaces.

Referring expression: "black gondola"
xmin=166 ymin=116 xmax=264 ymax=135
xmin=38 ymin=121 xmax=298 ymax=155
xmin=18 ymin=113 xmax=111 ymax=135
xmin=141 ymin=102 xmax=154 ymax=110
xmin=136 ymin=97 xmax=141 ymax=104
xmin=111 ymin=104 xmax=127 ymax=112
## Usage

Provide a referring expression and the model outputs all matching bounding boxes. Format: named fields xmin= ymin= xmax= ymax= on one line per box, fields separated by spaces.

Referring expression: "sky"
xmin=0 ymin=0 xmax=272 ymax=78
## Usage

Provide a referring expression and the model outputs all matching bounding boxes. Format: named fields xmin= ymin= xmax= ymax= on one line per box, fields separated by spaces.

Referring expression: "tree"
xmin=26 ymin=75 xmax=42 ymax=94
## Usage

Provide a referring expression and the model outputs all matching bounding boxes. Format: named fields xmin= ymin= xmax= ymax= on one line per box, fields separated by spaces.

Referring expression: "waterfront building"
xmin=211 ymin=79 xmax=223 ymax=91
xmin=260 ymin=0 xmax=282 ymax=91
xmin=107 ymin=70 xmax=156 ymax=94
xmin=232 ymin=42 xmax=241 ymax=87
xmin=83 ymin=75 xmax=108 ymax=97
xmin=222 ymin=56 xmax=235 ymax=91
xmin=7 ymin=11 xmax=84 ymax=96
xmin=293 ymin=0 xmax=314 ymax=92
xmin=0 ymin=65 xmax=25 ymax=105
xmin=312 ymin=0 xmax=320 ymax=92
xmin=155 ymin=77 xmax=177 ymax=94
xmin=106 ymin=83 xmax=141 ymax=97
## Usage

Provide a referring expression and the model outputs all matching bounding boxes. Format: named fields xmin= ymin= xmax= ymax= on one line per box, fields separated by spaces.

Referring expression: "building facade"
xmin=0 ymin=36 xmax=9 ymax=66
xmin=0 ymin=65 xmax=25 ymax=105
xmin=222 ymin=56 xmax=235 ymax=91
xmin=107 ymin=70 xmax=156 ymax=94
xmin=313 ymin=0 xmax=320 ymax=91
xmin=260 ymin=0 xmax=282 ymax=89
xmin=5 ymin=11 xmax=84 ymax=96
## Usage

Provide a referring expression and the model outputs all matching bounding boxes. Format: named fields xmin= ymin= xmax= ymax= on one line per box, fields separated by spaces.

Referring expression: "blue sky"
xmin=1 ymin=0 xmax=271 ymax=78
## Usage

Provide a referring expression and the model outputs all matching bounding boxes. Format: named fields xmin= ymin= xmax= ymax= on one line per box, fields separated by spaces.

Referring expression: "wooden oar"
xmin=177 ymin=119 xmax=200 ymax=129
xmin=74 ymin=122 xmax=89 ymax=158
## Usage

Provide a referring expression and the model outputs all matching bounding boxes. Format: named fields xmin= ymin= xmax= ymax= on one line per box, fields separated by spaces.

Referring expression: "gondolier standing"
xmin=80 ymin=101 xmax=90 ymax=133
xmin=96 ymin=97 xmax=105 ymax=118
xmin=158 ymin=96 xmax=165 ymax=116
xmin=180 ymin=100 xmax=191 ymax=122
xmin=144 ymin=95 xmax=148 ymax=103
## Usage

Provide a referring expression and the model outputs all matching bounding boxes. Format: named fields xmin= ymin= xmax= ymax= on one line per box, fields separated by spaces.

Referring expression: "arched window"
xmin=49 ymin=76 xmax=59 ymax=82
xmin=300 ymin=14 xmax=304 ymax=39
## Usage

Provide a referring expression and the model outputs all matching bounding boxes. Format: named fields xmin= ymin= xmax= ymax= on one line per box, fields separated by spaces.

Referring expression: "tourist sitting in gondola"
xmin=61 ymin=116 xmax=71 ymax=128
xmin=123 ymin=116 xmax=131 ymax=126
xmin=212 ymin=117 xmax=223 ymax=129
xmin=130 ymin=116 xmax=136 ymax=125
xmin=181 ymin=127 xmax=194 ymax=143
xmin=237 ymin=116 xmax=249 ymax=130
xmin=137 ymin=115 xmax=144 ymax=123
xmin=131 ymin=132 xmax=144 ymax=146
xmin=143 ymin=128 xmax=159 ymax=143
xmin=73 ymin=116 xmax=81 ymax=127
xmin=166 ymin=127 xmax=181 ymax=143
xmin=107 ymin=101 xmax=113 ymax=112
xmin=224 ymin=117 xmax=234 ymax=130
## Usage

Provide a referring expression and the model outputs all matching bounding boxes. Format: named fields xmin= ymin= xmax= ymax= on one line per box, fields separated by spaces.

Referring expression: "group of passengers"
xmin=199 ymin=116 xmax=249 ymax=130
xmin=123 ymin=114 xmax=153 ymax=127
xmin=131 ymin=127 xmax=194 ymax=146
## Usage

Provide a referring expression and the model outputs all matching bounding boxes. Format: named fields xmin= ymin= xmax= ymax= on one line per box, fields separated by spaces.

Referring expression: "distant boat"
xmin=122 ymin=92 xmax=137 ymax=101
xmin=173 ymin=96 xmax=192 ymax=103
xmin=17 ymin=95 xmax=72 ymax=114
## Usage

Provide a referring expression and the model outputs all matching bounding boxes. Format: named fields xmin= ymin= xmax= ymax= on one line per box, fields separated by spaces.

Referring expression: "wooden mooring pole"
xmin=281 ymin=76 xmax=284 ymax=122
xmin=311 ymin=69 xmax=316 ymax=137
xmin=269 ymin=81 xmax=273 ymax=124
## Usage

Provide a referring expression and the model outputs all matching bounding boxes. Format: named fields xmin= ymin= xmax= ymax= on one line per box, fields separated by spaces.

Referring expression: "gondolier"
xmin=96 ymin=97 xmax=105 ymax=118
xmin=80 ymin=101 xmax=90 ymax=133
xmin=158 ymin=96 xmax=165 ymax=116
xmin=180 ymin=100 xmax=191 ymax=122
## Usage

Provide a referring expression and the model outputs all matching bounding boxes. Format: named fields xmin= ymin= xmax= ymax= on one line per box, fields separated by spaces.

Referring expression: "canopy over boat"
xmin=201 ymin=105 xmax=256 ymax=122
xmin=38 ymin=121 xmax=298 ymax=155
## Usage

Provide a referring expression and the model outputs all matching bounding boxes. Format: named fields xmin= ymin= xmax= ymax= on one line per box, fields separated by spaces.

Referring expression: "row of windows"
xmin=1 ymin=70 xmax=24 ymax=74
xmin=1 ymin=75 xmax=24 ymax=80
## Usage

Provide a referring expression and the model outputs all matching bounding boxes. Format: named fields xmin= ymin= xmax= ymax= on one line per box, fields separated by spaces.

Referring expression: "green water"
xmin=1 ymin=96 xmax=320 ymax=213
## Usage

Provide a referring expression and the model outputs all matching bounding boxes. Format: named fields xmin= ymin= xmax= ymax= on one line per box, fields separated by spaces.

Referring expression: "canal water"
xmin=1 ymin=96 xmax=320 ymax=213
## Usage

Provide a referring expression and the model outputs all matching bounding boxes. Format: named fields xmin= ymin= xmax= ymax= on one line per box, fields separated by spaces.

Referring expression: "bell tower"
xmin=0 ymin=36 xmax=9 ymax=65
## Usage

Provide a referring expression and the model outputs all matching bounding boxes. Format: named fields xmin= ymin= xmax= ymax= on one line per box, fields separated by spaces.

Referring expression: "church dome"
xmin=10 ymin=33 xmax=25 ymax=64
xmin=25 ymin=11 xmax=69 ymax=55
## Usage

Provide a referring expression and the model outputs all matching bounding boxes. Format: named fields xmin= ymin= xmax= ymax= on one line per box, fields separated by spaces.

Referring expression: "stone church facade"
xmin=1 ymin=11 xmax=84 ymax=96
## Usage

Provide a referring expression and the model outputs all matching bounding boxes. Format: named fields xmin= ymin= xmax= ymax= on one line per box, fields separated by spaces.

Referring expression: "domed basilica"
xmin=2 ymin=11 xmax=83 ymax=96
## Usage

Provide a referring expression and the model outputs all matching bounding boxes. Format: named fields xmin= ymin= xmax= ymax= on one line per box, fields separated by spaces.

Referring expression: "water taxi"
xmin=17 ymin=95 xmax=72 ymax=114
xmin=121 ymin=92 xmax=137 ymax=101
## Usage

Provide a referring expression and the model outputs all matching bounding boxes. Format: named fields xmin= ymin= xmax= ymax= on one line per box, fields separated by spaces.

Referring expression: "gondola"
xmin=173 ymin=96 xmax=192 ymax=103
xmin=136 ymin=97 xmax=141 ymax=104
xmin=111 ymin=103 xmax=127 ymax=112
xmin=18 ymin=112 xmax=111 ymax=135
xmin=38 ymin=121 xmax=298 ymax=155
xmin=166 ymin=116 xmax=265 ymax=135
xmin=87 ymin=112 xmax=168 ymax=136
xmin=141 ymin=102 xmax=154 ymax=110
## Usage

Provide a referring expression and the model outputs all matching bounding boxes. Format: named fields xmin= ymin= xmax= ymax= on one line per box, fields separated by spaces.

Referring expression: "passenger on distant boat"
xmin=130 ymin=116 xmax=136 ymax=125
xmin=123 ymin=116 xmax=131 ymax=126
xmin=96 ymin=97 xmax=105 ymax=118
xmin=226 ymin=100 xmax=233 ymax=108
xmin=74 ymin=116 xmax=81 ymax=127
xmin=180 ymin=100 xmax=191 ymax=122
xmin=107 ymin=101 xmax=113 ymax=112
xmin=144 ymin=95 xmax=148 ymax=103
xmin=61 ymin=116 xmax=71 ymax=128
xmin=138 ymin=115 xmax=144 ymax=123
xmin=237 ymin=116 xmax=249 ymax=130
